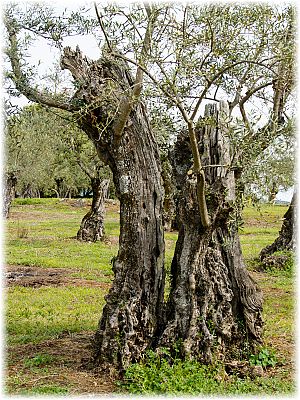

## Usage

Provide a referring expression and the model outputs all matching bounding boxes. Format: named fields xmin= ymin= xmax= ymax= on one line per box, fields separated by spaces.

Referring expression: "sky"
xmin=275 ymin=186 xmax=294 ymax=202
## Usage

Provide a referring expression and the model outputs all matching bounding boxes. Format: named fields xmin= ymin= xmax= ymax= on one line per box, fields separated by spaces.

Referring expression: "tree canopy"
xmin=4 ymin=2 xmax=296 ymax=203
xmin=5 ymin=104 xmax=111 ymax=198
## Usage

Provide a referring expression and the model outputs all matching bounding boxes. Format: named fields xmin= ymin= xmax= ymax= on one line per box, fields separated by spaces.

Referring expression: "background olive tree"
xmin=5 ymin=103 xmax=112 ymax=240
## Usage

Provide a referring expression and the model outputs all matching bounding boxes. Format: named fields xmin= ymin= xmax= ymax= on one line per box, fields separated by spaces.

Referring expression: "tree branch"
xmin=76 ymin=157 xmax=94 ymax=180
xmin=5 ymin=19 xmax=76 ymax=112
xmin=198 ymin=18 xmax=214 ymax=71
xmin=93 ymin=2 xmax=112 ymax=52
xmin=240 ymin=81 xmax=273 ymax=108
xmin=112 ymin=4 xmax=158 ymax=140
xmin=190 ymin=58 xmax=277 ymax=122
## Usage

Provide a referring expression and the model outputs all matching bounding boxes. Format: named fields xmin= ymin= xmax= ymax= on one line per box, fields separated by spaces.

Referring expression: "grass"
xmin=4 ymin=198 xmax=294 ymax=395
xmin=7 ymin=238 xmax=115 ymax=281
xmin=6 ymin=199 xmax=116 ymax=282
xmin=6 ymin=286 xmax=106 ymax=345
xmin=240 ymin=204 xmax=286 ymax=262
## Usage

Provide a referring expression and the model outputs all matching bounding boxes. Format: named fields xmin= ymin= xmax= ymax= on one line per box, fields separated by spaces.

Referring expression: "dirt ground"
xmin=6 ymin=332 xmax=116 ymax=395
xmin=5 ymin=265 xmax=110 ymax=288
xmin=4 ymin=265 xmax=295 ymax=395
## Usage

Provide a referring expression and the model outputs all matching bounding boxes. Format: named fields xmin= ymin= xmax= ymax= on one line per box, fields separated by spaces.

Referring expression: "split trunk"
xmin=158 ymin=102 xmax=263 ymax=362
xmin=60 ymin=47 xmax=263 ymax=370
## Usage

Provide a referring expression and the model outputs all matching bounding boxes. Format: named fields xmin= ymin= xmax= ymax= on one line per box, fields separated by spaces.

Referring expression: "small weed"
xmin=119 ymin=350 xmax=293 ymax=395
xmin=17 ymin=226 xmax=29 ymax=239
xmin=249 ymin=347 xmax=277 ymax=368
xmin=119 ymin=350 xmax=222 ymax=395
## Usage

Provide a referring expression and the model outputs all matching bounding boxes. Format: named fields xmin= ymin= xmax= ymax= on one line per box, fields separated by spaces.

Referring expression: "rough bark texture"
xmin=77 ymin=178 xmax=109 ymax=242
xmin=158 ymin=102 xmax=263 ymax=363
xmin=60 ymin=47 xmax=165 ymax=371
xmin=260 ymin=193 xmax=296 ymax=260
xmin=3 ymin=172 xmax=17 ymax=218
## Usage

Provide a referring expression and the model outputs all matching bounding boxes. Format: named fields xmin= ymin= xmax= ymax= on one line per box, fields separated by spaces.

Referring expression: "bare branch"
xmin=239 ymin=102 xmax=251 ymax=133
xmin=198 ymin=18 xmax=214 ymax=71
xmin=190 ymin=58 xmax=278 ymax=122
xmin=118 ymin=9 xmax=143 ymax=41
xmin=93 ymin=2 xmax=112 ymax=52
xmin=112 ymin=5 xmax=159 ymax=139
xmin=76 ymin=157 xmax=94 ymax=180
xmin=240 ymin=81 xmax=273 ymax=108
xmin=187 ymin=121 xmax=210 ymax=228
xmin=172 ymin=5 xmax=188 ymax=85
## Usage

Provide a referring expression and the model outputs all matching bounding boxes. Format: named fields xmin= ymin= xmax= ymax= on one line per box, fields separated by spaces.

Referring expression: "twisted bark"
xmin=158 ymin=102 xmax=263 ymax=362
xmin=60 ymin=47 xmax=166 ymax=371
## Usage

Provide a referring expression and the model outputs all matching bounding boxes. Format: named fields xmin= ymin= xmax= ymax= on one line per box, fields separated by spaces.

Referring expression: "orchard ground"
xmin=3 ymin=198 xmax=295 ymax=395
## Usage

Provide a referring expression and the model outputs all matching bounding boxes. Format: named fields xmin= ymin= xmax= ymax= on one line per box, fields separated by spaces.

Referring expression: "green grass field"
xmin=4 ymin=198 xmax=295 ymax=395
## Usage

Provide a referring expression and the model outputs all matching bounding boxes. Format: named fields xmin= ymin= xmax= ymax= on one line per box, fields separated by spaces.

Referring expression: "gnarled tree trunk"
xmin=61 ymin=48 xmax=165 ymax=371
xmin=3 ymin=172 xmax=17 ymax=218
xmin=158 ymin=102 xmax=263 ymax=363
xmin=77 ymin=178 xmax=109 ymax=242
xmin=260 ymin=192 xmax=296 ymax=260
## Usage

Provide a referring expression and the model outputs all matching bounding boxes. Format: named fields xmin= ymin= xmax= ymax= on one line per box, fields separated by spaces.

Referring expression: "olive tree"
xmin=6 ymin=103 xmax=112 ymax=240
xmin=5 ymin=105 xmax=82 ymax=199
xmin=4 ymin=2 xmax=295 ymax=371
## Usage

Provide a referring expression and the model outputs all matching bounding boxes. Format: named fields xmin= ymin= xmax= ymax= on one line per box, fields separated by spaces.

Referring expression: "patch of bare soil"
xmin=6 ymin=332 xmax=116 ymax=395
xmin=244 ymin=214 xmax=284 ymax=229
xmin=5 ymin=265 xmax=111 ymax=289
xmin=61 ymin=198 xmax=120 ymax=213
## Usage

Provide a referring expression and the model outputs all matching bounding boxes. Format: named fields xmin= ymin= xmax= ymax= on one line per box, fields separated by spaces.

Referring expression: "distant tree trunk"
xmin=161 ymin=158 xmax=176 ymax=231
xmin=260 ymin=192 xmax=296 ymax=260
xmin=3 ymin=172 xmax=17 ymax=218
xmin=61 ymin=48 xmax=165 ymax=371
xmin=77 ymin=178 xmax=109 ymax=242
xmin=55 ymin=178 xmax=63 ymax=198
xmin=158 ymin=102 xmax=263 ymax=362
xmin=268 ymin=182 xmax=278 ymax=203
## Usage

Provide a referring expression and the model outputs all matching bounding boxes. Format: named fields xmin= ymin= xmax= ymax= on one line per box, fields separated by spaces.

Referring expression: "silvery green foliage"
xmin=5 ymin=104 xmax=111 ymax=198
xmin=4 ymin=2 xmax=295 ymax=197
